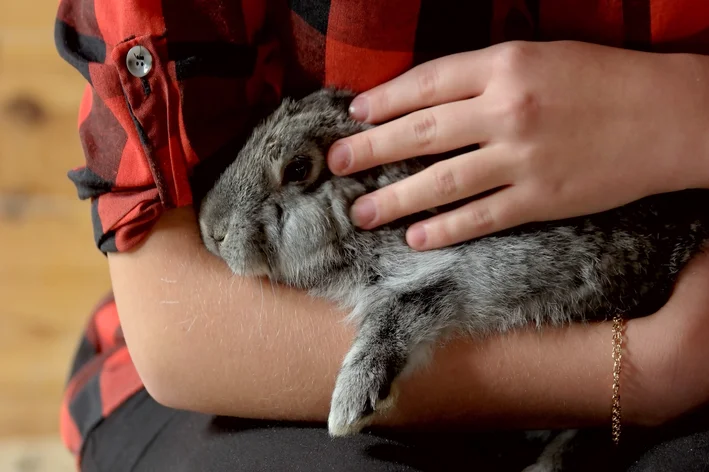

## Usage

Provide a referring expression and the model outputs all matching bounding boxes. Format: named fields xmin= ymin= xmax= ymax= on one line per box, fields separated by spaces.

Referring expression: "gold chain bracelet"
xmin=611 ymin=313 xmax=624 ymax=446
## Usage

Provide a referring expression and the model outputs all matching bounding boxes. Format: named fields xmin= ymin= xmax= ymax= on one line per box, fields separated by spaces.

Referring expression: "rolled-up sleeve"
xmin=55 ymin=0 xmax=283 ymax=253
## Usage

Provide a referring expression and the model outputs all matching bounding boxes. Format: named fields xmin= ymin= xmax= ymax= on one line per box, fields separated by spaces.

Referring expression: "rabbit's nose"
xmin=211 ymin=224 xmax=228 ymax=245
xmin=206 ymin=228 xmax=227 ymax=254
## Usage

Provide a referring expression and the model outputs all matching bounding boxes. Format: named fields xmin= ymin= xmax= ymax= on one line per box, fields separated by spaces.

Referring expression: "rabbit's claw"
xmin=327 ymin=358 xmax=398 ymax=437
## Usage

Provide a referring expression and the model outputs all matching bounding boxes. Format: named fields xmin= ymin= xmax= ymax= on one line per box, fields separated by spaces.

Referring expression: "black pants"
xmin=81 ymin=389 xmax=709 ymax=472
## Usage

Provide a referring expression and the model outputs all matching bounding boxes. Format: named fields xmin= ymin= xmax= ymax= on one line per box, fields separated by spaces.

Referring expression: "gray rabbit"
xmin=198 ymin=88 xmax=709 ymax=470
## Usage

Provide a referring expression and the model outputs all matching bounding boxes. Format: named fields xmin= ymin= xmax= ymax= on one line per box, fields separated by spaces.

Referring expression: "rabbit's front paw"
xmin=327 ymin=359 xmax=398 ymax=437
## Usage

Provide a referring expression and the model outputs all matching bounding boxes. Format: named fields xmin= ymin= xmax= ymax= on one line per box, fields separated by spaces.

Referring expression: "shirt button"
xmin=126 ymin=45 xmax=153 ymax=78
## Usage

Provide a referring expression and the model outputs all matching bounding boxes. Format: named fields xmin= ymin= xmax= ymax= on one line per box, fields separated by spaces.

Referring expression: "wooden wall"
xmin=1 ymin=0 xmax=112 ymax=469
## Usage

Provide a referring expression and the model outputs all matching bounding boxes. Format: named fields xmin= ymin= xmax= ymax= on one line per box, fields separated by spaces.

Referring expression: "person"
xmin=54 ymin=1 xmax=709 ymax=470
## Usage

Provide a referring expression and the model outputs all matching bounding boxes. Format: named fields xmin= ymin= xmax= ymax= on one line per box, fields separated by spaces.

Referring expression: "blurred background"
xmin=0 ymin=0 xmax=112 ymax=470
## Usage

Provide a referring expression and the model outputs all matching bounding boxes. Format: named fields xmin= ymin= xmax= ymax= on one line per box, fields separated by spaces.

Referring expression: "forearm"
xmin=380 ymin=319 xmax=641 ymax=431
xmin=109 ymin=206 xmax=670 ymax=430
xmin=110 ymin=206 xmax=353 ymax=422
xmin=659 ymin=51 xmax=709 ymax=192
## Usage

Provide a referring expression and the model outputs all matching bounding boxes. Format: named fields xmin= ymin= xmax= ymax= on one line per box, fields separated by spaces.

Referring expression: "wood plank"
xmin=0 ymin=437 xmax=75 ymax=472
xmin=0 ymin=29 xmax=89 ymax=114
xmin=0 ymin=0 xmax=63 ymax=31
xmin=0 ymin=27 xmax=90 ymax=198
xmin=0 ymin=0 xmax=115 ymax=445
xmin=0 ymin=112 xmax=87 ymax=197
xmin=0 ymin=195 xmax=112 ymax=437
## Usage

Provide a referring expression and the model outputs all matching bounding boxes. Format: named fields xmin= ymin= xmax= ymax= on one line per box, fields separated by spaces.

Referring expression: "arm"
xmin=110 ymin=204 xmax=709 ymax=430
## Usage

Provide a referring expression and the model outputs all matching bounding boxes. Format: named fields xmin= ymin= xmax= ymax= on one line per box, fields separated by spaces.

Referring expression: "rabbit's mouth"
xmin=224 ymin=249 xmax=273 ymax=279
xmin=228 ymin=261 xmax=272 ymax=279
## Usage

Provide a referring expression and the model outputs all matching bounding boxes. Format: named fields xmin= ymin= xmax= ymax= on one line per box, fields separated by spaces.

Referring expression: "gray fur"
xmin=198 ymin=88 xmax=709 ymax=471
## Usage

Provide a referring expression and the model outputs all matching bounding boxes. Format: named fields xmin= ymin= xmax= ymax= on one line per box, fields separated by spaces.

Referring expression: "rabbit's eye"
xmin=282 ymin=157 xmax=312 ymax=184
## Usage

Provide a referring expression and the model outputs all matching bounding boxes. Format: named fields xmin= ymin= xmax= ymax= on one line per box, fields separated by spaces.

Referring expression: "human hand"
xmin=624 ymin=248 xmax=709 ymax=427
xmin=327 ymin=41 xmax=709 ymax=250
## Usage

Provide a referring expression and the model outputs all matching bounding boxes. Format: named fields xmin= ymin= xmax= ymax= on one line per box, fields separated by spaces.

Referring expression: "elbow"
xmin=128 ymin=341 xmax=191 ymax=411
xmin=131 ymin=344 xmax=258 ymax=419
xmin=112 ymin=297 xmax=216 ymax=411
xmin=139 ymin=366 xmax=185 ymax=412
xmin=123 ymin=324 xmax=241 ymax=417
xmin=124 ymin=329 xmax=213 ymax=413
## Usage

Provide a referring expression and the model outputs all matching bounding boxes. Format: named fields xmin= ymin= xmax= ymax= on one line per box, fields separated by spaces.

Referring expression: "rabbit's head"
xmin=198 ymin=88 xmax=373 ymax=285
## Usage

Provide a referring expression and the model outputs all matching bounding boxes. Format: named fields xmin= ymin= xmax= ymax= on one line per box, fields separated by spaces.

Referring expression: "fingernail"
xmin=349 ymin=95 xmax=370 ymax=122
xmin=329 ymin=143 xmax=352 ymax=174
xmin=407 ymin=225 xmax=427 ymax=249
xmin=351 ymin=198 xmax=377 ymax=227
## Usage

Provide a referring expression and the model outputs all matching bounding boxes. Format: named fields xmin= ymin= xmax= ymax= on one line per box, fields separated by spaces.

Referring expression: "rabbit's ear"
xmin=268 ymin=97 xmax=300 ymax=121
xmin=300 ymin=88 xmax=356 ymax=114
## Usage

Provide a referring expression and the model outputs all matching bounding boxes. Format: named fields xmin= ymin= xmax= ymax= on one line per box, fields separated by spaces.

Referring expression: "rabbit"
xmin=197 ymin=87 xmax=709 ymax=471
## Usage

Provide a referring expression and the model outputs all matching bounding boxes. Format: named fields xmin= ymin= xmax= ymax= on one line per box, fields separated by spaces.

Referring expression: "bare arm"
xmin=109 ymin=205 xmax=709 ymax=431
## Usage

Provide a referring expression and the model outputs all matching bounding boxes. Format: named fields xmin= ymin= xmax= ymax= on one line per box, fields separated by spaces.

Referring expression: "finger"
xmin=660 ymin=247 xmax=709 ymax=312
xmin=350 ymin=146 xmax=510 ymax=229
xmin=349 ymin=49 xmax=496 ymax=124
xmin=405 ymin=187 xmax=529 ymax=250
xmin=329 ymin=96 xmax=490 ymax=175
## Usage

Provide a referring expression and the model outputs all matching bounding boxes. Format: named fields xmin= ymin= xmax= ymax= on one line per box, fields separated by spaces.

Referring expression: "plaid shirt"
xmin=55 ymin=0 xmax=709 ymax=467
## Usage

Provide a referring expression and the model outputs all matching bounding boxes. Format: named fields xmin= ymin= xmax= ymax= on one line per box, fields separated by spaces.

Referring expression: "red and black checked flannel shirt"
xmin=54 ymin=0 xmax=709 ymax=467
